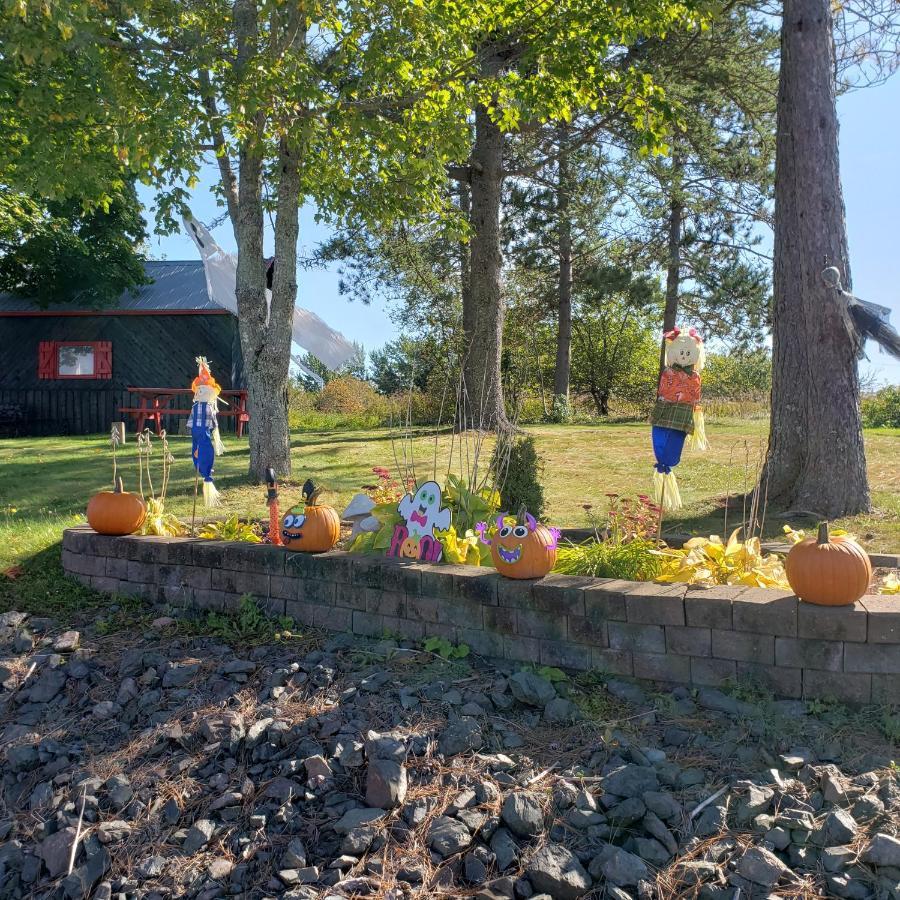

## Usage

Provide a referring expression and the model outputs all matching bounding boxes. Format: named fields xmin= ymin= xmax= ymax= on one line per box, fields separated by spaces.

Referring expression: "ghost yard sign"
xmin=386 ymin=481 xmax=451 ymax=563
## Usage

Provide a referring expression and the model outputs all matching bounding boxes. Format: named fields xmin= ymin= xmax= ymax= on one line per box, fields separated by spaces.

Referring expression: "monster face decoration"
xmin=476 ymin=509 xmax=560 ymax=580
xmin=387 ymin=480 xmax=452 ymax=562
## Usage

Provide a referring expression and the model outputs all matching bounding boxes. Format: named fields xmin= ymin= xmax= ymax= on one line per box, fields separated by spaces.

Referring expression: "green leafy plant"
xmin=198 ymin=514 xmax=262 ymax=543
xmin=423 ymin=635 xmax=470 ymax=660
xmin=554 ymin=537 xmax=660 ymax=581
xmin=203 ymin=595 xmax=295 ymax=642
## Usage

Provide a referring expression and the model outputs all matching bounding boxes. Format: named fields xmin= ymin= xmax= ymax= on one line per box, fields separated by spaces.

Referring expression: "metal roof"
xmin=0 ymin=260 xmax=224 ymax=313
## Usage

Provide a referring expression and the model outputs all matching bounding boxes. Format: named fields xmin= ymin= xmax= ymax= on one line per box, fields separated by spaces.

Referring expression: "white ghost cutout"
xmin=398 ymin=480 xmax=451 ymax=538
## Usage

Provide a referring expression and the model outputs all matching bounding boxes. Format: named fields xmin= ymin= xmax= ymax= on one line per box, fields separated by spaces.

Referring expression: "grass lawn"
xmin=0 ymin=418 xmax=898 ymax=573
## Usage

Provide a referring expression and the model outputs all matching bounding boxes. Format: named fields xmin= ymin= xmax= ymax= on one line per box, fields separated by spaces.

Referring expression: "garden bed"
xmin=62 ymin=527 xmax=900 ymax=705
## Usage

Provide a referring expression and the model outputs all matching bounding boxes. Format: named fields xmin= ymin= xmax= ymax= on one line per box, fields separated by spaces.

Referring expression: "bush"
xmin=862 ymin=385 xmax=900 ymax=428
xmin=315 ymin=376 xmax=382 ymax=414
xmin=494 ymin=432 xmax=545 ymax=519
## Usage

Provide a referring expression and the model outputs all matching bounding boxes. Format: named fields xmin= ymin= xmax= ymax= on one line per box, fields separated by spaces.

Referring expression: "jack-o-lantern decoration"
xmin=87 ymin=477 xmax=147 ymax=536
xmin=785 ymin=521 xmax=872 ymax=606
xmin=476 ymin=509 xmax=560 ymax=580
xmin=282 ymin=479 xmax=340 ymax=552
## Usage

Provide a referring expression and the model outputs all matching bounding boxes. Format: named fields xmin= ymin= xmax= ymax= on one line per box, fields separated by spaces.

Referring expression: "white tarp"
xmin=183 ymin=214 xmax=356 ymax=384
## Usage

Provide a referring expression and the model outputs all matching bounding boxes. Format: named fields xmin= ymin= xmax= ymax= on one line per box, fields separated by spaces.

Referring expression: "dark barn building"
xmin=0 ymin=261 xmax=243 ymax=436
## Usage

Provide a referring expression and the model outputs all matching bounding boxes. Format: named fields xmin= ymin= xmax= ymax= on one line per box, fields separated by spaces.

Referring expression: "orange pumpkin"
xmin=488 ymin=509 xmax=559 ymax=580
xmin=785 ymin=521 xmax=872 ymax=606
xmin=87 ymin=477 xmax=146 ymax=535
xmin=281 ymin=480 xmax=340 ymax=553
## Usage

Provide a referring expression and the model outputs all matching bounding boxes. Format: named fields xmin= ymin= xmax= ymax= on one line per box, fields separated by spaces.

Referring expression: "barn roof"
xmin=0 ymin=260 xmax=223 ymax=314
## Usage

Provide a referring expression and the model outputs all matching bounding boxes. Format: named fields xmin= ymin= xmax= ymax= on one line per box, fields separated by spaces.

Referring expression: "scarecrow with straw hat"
xmin=190 ymin=357 xmax=226 ymax=507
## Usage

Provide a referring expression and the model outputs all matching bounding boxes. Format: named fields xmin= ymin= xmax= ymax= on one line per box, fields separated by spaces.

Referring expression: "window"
xmin=38 ymin=341 xmax=112 ymax=379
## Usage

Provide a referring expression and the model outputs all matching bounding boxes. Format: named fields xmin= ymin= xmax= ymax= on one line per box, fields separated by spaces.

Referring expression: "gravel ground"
xmin=1 ymin=603 xmax=898 ymax=900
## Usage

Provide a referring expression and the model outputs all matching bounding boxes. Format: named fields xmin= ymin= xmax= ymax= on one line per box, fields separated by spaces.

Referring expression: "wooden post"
xmin=656 ymin=477 xmax=666 ymax=546
xmin=191 ymin=472 xmax=199 ymax=536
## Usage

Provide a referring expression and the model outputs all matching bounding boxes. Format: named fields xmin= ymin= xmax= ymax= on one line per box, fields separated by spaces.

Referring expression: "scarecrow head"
xmin=663 ymin=328 xmax=705 ymax=371
xmin=191 ymin=356 xmax=222 ymax=404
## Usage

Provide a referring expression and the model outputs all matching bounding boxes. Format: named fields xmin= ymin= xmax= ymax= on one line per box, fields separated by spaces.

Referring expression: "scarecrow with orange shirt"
xmin=650 ymin=327 xmax=707 ymax=511
xmin=190 ymin=357 xmax=226 ymax=506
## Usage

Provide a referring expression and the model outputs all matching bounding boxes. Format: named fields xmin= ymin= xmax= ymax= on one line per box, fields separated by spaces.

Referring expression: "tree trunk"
xmin=231 ymin=0 xmax=297 ymax=481
xmin=458 ymin=180 xmax=474 ymax=344
xmin=553 ymin=133 xmax=572 ymax=412
xmin=764 ymin=0 xmax=869 ymax=516
xmin=660 ymin=153 xmax=683 ymax=373
xmin=462 ymin=102 xmax=508 ymax=430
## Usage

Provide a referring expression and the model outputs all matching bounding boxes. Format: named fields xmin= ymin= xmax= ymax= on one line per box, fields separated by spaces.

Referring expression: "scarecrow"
xmin=190 ymin=357 xmax=225 ymax=506
xmin=650 ymin=327 xmax=707 ymax=511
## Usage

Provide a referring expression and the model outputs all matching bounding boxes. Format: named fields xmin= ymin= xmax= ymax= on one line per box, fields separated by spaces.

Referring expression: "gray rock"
xmin=53 ymin=631 xmax=80 ymax=653
xmin=826 ymin=872 xmax=873 ymax=899
xmin=633 ymin=836 xmax=671 ymax=866
xmin=490 ymin=828 xmax=520 ymax=871
xmin=199 ymin=711 xmax=244 ymax=745
xmin=162 ymin=662 xmax=201 ymax=688
xmin=428 ymin=816 xmax=472 ymax=858
xmin=765 ymin=826 xmax=791 ymax=850
xmin=543 ymin=697 xmax=579 ymax=724
xmin=365 ymin=730 xmax=406 ymax=761
xmin=642 ymin=811 xmax=678 ymax=855
xmin=183 ymin=819 xmax=215 ymax=854
xmin=501 ymin=792 xmax=544 ymax=837
xmin=589 ymin=844 xmax=649 ymax=887
xmin=136 ymin=855 xmax=166 ymax=879
xmin=333 ymin=808 xmax=386 ymax=834
xmin=365 ymin=759 xmax=407 ymax=809
xmin=303 ymin=755 xmax=332 ymax=781
xmin=736 ymin=785 xmax=774 ymax=823
xmin=862 ymin=833 xmax=900 ymax=868
xmin=853 ymin=794 xmax=885 ymax=821
xmin=643 ymin=791 xmax=682 ymax=821
xmin=28 ymin=668 xmax=66 ymax=702
xmin=526 ymin=843 xmax=591 ymax=900
xmin=604 ymin=765 xmax=659 ymax=799
xmin=696 ymin=687 xmax=755 ymax=717
xmin=97 ymin=821 xmax=131 ymax=845
xmin=464 ymin=847 xmax=493 ymax=885
xmin=341 ymin=824 xmax=379 ymax=855
xmin=735 ymin=847 xmax=788 ymax=887
xmin=104 ymin=774 xmax=133 ymax=810
xmin=61 ymin=836 xmax=109 ymax=899
xmin=283 ymin=838 xmax=307 ymax=869
xmin=672 ymin=859 xmax=721 ymax=886
xmin=605 ymin=680 xmax=647 ymax=705
xmin=39 ymin=827 xmax=77 ymax=878
xmin=822 ymin=845 xmax=856 ymax=872
xmin=208 ymin=858 xmax=233 ymax=880
xmin=694 ymin=800 xmax=729 ymax=838
xmin=607 ymin=796 xmax=646 ymax=826
xmin=438 ymin=717 xmax=483 ymax=756
xmin=823 ymin=809 xmax=858 ymax=845
xmin=508 ymin=671 xmax=556 ymax=707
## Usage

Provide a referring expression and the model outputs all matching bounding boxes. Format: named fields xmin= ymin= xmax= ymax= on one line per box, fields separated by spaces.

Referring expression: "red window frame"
xmin=37 ymin=341 xmax=112 ymax=380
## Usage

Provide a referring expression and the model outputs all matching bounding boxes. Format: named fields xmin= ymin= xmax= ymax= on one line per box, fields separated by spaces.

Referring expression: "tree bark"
xmin=764 ymin=0 xmax=869 ymax=516
xmin=458 ymin=180 xmax=474 ymax=344
xmin=553 ymin=132 xmax=573 ymax=413
xmin=660 ymin=153 xmax=683 ymax=373
xmin=230 ymin=0 xmax=297 ymax=480
xmin=462 ymin=102 xmax=508 ymax=430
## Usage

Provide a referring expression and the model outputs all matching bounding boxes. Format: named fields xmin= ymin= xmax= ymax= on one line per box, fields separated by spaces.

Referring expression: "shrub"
xmin=862 ymin=385 xmax=900 ymax=428
xmin=315 ymin=376 xmax=382 ymax=415
xmin=493 ymin=432 xmax=545 ymax=519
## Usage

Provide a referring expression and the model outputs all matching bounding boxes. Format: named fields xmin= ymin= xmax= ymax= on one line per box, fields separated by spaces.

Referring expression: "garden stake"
xmin=191 ymin=472 xmax=199 ymax=536
xmin=266 ymin=467 xmax=283 ymax=546
xmin=656 ymin=477 xmax=666 ymax=546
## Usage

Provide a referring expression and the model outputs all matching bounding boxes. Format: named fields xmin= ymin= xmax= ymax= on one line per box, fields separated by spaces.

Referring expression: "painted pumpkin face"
xmin=281 ymin=504 xmax=340 ymax=553
xmin=400 ymin=536 xmax=421 ymax=559
xmin=491 ymin=521 xmax=557 ymax=580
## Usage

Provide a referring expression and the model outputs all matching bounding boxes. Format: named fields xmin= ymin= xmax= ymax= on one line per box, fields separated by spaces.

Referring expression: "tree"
xmin=568 ymin=264 xmax=661 ymax=416
xmin=0 ymin=182 xmax=148 ymax=307
xmin=764 ymin=0 xmax=867 ymax=516
xmin=370 ymin=336 xmax=439 ymax=396
xmin=1 ymin=0 xmax=472 ymax=479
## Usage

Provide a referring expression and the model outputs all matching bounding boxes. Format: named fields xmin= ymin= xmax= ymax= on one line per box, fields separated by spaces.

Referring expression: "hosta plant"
xmin=140 ymin=498 xmax=186 ymax=537
xmin=881 ymin=573 xmax=900 ymax=595
xmin=653 ymin=528 xmax=788 ymax=588
xmin=435 ymin=525 xmax=482 ymax=566
xmin=198 ymin=514 xmax=262 ymax=543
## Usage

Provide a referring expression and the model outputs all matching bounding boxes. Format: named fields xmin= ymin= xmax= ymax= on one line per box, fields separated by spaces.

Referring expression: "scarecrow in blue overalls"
xmin=190 ymin=357 xmax=225 ymax=506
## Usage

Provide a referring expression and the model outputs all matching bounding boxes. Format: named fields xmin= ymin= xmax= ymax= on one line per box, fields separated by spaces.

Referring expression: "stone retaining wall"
xmin=61 ymin=527 xmax=900 ymax=705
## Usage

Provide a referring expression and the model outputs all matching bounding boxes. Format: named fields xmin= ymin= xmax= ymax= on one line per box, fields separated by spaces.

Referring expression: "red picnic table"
xmin=120 ymin=387 xmax=250 ymax=437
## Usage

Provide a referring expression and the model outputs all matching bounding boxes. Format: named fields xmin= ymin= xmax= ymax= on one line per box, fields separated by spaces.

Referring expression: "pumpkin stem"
xmin=302 ymin=479 xmax=322 ymax=505
xmin=114 ymin=476 xmax=124 ymax=494
xmin=516 ymin=504 xmax=528 ymax=526
xmin=817 ymin=521 xmax=830 ymax=545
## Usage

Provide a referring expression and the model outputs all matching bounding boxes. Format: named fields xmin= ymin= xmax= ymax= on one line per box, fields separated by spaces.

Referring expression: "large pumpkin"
xmin=282 ymin=480 xmax=340 ymax=553
xmin=87 ymin=477 xmax=146 ymax=536
xmin=489 ymin=510 xmax=558 ymax=580
xmin=785 ymin=522 xmax=872 ymax=606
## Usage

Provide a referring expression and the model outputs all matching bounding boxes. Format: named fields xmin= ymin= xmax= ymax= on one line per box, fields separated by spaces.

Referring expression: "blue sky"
xmin=137 ymin=74 xmax=900 ymax=387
